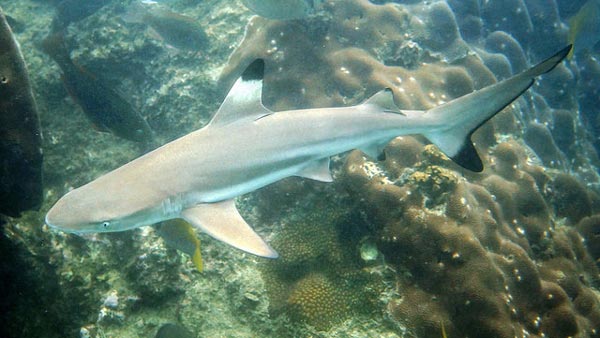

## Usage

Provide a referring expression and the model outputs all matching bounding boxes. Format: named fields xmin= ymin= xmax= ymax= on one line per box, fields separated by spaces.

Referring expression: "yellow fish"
xmin=155 ymin=219 xmax=203 ymax=272
xmin=568 ymin=0 xmax=600 ymax=59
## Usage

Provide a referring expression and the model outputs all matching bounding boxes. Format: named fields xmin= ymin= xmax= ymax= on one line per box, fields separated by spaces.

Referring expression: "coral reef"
xmin=220 ymin=1 xmax=491 ymax=113
xmin=256 ymin=191 xmax=386 ymax=331
xmin=577 ymin=215 xmax=600 ymax=265
xmin=2 ymin=0 xmax=600 ymax=337
xmin=341 ymin=140 xmax=600 ymax=337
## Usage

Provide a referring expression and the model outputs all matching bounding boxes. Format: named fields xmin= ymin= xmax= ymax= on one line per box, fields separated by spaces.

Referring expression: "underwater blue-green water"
xmin=1 ymin=0 xmax=600 ymax=337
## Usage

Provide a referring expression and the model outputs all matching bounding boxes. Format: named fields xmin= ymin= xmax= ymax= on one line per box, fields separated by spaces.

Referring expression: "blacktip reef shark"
xmin=45 ymin=45 xmax=572 ymax=259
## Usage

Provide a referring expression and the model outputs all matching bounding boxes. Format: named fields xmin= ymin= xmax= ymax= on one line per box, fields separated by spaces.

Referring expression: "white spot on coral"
xmin=360 ymin=160 xmax=391 ymax=184
xmin=103 ymin=291 xmax=119 ymax=309
xmin=360 ymin=241 xmax=380 ymax=261
xmin=513 ymin=268 xmax=522 ymax=282
xmin=533 ymin=315 xmax=541 ymax=328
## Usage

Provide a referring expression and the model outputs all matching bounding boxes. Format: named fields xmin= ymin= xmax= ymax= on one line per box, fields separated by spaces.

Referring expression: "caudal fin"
xmin=423 ymin=45 xmax=571 ymax=172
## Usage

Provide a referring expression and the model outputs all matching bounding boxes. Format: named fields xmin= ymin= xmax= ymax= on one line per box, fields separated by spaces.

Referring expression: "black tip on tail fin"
xmin=425 ymin=45 xmax=570 ymax=173
xmin=452 ymin=138 xmax=483 ymax=172
xmin=242 ymin=59 xmax=265 ymax=81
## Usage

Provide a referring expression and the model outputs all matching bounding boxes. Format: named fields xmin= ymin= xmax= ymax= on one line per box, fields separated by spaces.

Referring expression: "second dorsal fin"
xmin=363 ymin=88 xmax=399 ymax=111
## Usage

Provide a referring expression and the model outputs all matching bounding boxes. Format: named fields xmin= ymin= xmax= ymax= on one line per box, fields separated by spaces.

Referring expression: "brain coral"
xmin=257 ymin=189 xmax=384 ymax=331
xmin=286 ymin=273 xmax=350 ymax=330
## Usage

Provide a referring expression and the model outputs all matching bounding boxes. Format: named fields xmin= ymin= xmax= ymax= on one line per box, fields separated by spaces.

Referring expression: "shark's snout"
xmin=45 ymin=190 xmax=88 ymax=233
xmin=44 ymin=207 xmax=57 ymax=229
xmin=45 ymin=197 xmax=70 ymax=231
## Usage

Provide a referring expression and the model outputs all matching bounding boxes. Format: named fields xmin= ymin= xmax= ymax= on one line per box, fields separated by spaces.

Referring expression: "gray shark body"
xmin=45 ymin=47 xmax=571 ymax=258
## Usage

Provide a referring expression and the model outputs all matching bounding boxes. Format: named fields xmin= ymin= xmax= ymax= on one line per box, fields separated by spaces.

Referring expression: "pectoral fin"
xmin=181 ymin=200 xmax=278 ymax=258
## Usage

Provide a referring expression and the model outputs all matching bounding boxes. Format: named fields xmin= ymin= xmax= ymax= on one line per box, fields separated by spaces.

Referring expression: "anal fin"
xmin=360 ymin=141 xmax=389 ymax=160
xmin=181 ymin=200 xmax=278 ymax=258
xmin=295 ymin=158 xmax=333 ymax=182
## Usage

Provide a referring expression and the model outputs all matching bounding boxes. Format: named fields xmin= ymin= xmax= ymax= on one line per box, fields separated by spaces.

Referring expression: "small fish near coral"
xmin=122 ymin=1 xmax=209 ymax=53
xmin=41 ymin=31 xmax=153 ymax=144
xmin=154 ymin=323 xmax=194 ymax=338
xmin=3 ymin=14 xmax=24 ymax=33
xmin=0 ymin=7 xmax=43 ymax=218
xmin=155 ymin=219 xmax=203 ymax=272
xmin=241 ymin=0 xmax=323 ymax=20
xmin=50 ymin=0 xmax=113 ymax=32
xmin=45 ymin=46 xmax=572 ymax=261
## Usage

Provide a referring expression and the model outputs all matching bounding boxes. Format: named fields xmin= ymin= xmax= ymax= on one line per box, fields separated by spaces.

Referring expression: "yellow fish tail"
xmin=567 ymin=46 xmax=575 ymax=60
xmin=192 ymin=244 xmax=203 ymax=272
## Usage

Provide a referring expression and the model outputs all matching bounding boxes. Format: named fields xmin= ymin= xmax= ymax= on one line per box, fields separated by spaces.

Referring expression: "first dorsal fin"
xmin=209 ymin=59 xmax=271 ymax=126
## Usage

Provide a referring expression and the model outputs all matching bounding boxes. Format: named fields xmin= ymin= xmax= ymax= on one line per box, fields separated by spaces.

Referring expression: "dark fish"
xmin=51 ymin=0 xmax=113 ymax=31
xmin=0 ymin=7 xmax=43 ymax=217
xmin=4 ymin=14 xmax=24 ymax=33
xmin=123 ymin=3 xmax=209 ymax=52
xmin=41 ymin=32 xmax=153 ymax=143
xmin=155 ymin=323 xmax=194 ymax=338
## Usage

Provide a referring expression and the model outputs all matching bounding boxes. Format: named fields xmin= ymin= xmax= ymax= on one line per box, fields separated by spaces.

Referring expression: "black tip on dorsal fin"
xmin=209 ymin=59 xmax=269 ymax=127
xmin=242 ymin=59 xmax=264 ymax=81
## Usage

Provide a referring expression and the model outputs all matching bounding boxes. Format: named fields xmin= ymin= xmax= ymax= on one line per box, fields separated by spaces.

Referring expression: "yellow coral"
xmin=287 ymin=273 xmax=349 ymax=330
xmin=273 ymin=214 xmax=343 ymax=267
xmin=409 ymin=165 xmax=458 ymax=195
xmin=422 ymin=144 xmax=452 ymax=165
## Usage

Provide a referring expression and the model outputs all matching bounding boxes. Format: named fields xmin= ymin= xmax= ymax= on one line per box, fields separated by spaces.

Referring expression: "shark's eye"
xmin=101 ymin=221 xmax=110 ymax=228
